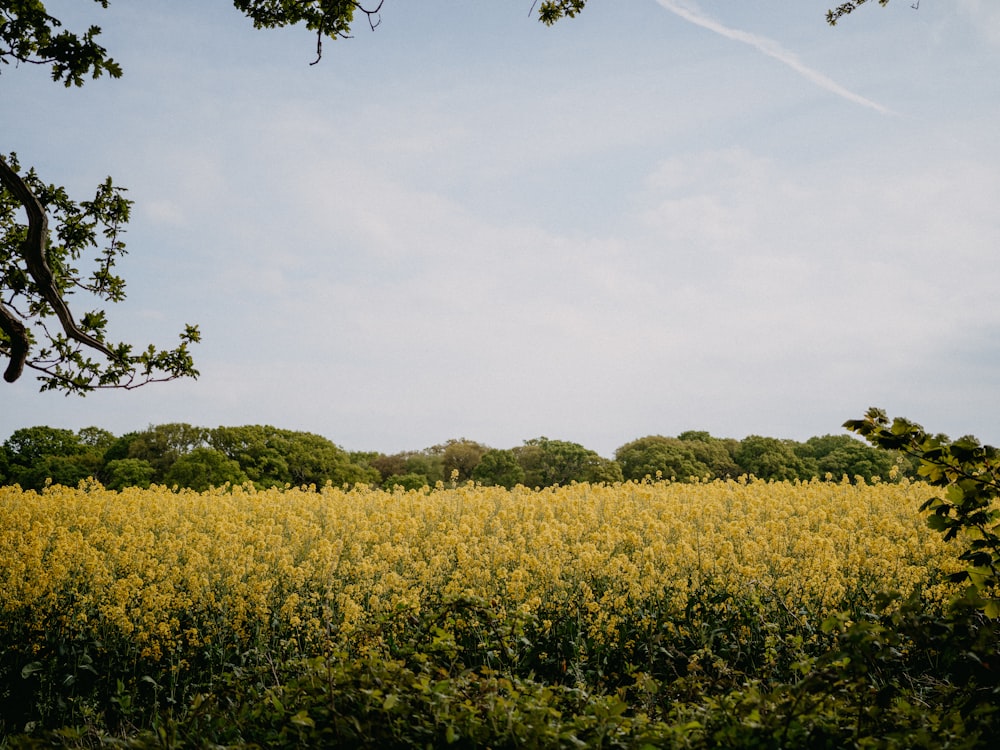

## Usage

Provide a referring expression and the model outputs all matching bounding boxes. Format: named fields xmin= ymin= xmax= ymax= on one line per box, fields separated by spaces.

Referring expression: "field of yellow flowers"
xmin=0 ymin=477 xmax=970 ymax=745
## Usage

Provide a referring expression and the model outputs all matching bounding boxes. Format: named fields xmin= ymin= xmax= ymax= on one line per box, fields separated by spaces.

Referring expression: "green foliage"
xmin=2 ymin=425 xmax=104 ymax=490
xmin=8 ymin=587 xmax=998 ymax=749
xmin=589 ymin=455 xmax=624 ymax=484
xmin=656 ymin=598 xmax=999 ymax=748
xmin=208 ymin=425 xmax=379 ymax=488
xmin=3 ymin=426 xmax=82 ymax=465
xmin=99 ymin=431 xmax=138 ymax=464
xmin=438 ymin=438 xmax=489 ymax=483
xmin=372 ymin=450 xmax=445 ymax=489
xmin=0 ymin=154 xmax=200 ymax=392
xmin=679 ymin=432 xmax=743 ymax=480
xmin=8 ymin=454 xmax=97 ymax=491
xmin=798 ymin=433 xmax=908 ymax=482
xmin=0 ymin=423 xmax=932 ymax=493
xmin=616 ymin=435 xmax=712 ymax=481
xmin=119 ymin=423 xmax=209 ymax=481
xmin=75 ymin=426 xmax=114 ymax=451
xmin=517 ymin=436 xmax=621 ymax=487
xmin=0 ymin=422 xmax=380 ymax=491
xmin=535 ymin=1 xmax=589 ymax=26
xmin=347 ymin=449 xmax=380 ymax=478
xmin=276 ymin=430 xmax=377 ymax=487
xmin=472 ymin=448 xmax=526 ymax=488
xmin=162 ymin=447 xmax=249 ymax=491
xmin=846 ymin=408 xmax=1000 ymax=618
xmin=0 ymin=0 xmax=122 ymax=86
xmin=736 ymin=436 xmax=814 ymax=482
xmin=209 ymin=424 xmax=293 ymax=486
xmin=827 ymin=0 xmax=892 ymax=26
xmin=102 ymin=458 xmax=154 ymax=491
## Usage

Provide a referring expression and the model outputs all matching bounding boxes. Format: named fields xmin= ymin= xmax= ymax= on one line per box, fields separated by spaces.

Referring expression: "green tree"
xmin=587 ymin=455 xmax=624 ymax=484
xmin=798 ymin=433 xmax=904 ymax=482
xmin=3 ymin=425 xmax=81 ymax=465
xmin=515 ymin=437 xmax=621 ymax=487
xmin=100 ymin=430 xmax=139 ymax=464
xmin=349 ymin=450 xmax=381 ymax=481
xmin=278 ymin=430 xmax=376 ymax=487
xmin=372 ymin=450 xmax=445 ymax=489
xmin=1 ymin=424 xmax=108 ymax=489
xmin=76 ymin=426 xmax=114 ymax=450
xmin=472 ymin=448 xmax=526 ymax=489
xmin=102 ymin=457 xmax=155 ymax=491
xmin=370 ymin=452 xmax=408 ymax=484
xmin=122 ymin=423 xmax=209 ymax=481
xmin=735 ymin=435 xmax=814 ymax=482
xmin=400 ymin=453 xmax=445 ymax=486
xmin=10 ymin=454 xmax=92 ymax=489
xmin=162 ymin=447 xmax=248 ymax=491
xmin=209 ymin=425 xmax=292 ymax=487
xmin=615 ymin=435 xmax=711 ymax=482
xmin=210 ymin=425 xmax=377 ymax=488
xmin=678 ymin=431 xmax=743 ymax=480
xmin=438 ymin=439 xmax=489 ymax=483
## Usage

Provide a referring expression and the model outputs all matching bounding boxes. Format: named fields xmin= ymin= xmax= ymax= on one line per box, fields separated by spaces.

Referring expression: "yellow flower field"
xmin=0 ymin=477 xmax=961 ymax=669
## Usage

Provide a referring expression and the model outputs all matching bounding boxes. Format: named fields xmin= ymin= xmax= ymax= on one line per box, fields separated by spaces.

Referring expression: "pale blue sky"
xmin=3 ymin=1 xmax=1000 ymax=455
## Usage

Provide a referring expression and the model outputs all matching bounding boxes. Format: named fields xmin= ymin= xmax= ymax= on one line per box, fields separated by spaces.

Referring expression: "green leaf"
xmin=983 ymin=598 xmax=1000 ymax=619
xmin=926 ymin=514 xmax=951 ymax=531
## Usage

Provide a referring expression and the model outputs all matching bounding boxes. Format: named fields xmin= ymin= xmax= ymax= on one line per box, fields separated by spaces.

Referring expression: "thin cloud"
xmin=655 ymin=0 xmax=894 ymax=115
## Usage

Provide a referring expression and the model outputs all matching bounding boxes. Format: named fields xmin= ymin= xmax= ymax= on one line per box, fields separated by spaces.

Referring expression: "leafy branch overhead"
xmin=0 ymin=0 xmax=122 ymax=86
xmin=0 ymin=153 xmax=200 ymax=392
xmin=0 ymin=1 xmax=895 ymax=393
xmin=846 ymin=407 xmax=1000 ymax=618
xmin=827 ymin=0 xmax=893 ymax=26
xmin=233 ymin=1 xmax=386 ymax=65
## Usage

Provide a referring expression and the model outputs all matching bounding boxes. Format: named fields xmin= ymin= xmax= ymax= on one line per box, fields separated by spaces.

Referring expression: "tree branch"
xmin=0 ymin=155 xmax=120 ymax=381
xmin=826 ymin=0 xmax=891 ymax=26
xmin=357 ymin=1 xmax=384 ymax=32
xmin=308 ymin=1 xmax=384 ymax=65
xmin=0 ymin=297 xmax=28 ymax=382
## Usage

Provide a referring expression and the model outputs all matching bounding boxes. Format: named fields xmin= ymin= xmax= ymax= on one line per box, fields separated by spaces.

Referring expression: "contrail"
xmin=656 ymin=0 xmax=893 ymax=115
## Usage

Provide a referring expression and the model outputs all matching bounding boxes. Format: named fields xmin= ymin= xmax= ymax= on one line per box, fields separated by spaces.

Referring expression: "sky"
xmin=2 ymin=0 xmax=1000 ymax=457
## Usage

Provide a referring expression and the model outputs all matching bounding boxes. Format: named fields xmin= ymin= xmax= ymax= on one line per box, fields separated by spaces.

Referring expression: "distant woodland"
xmin=0 ymin=424 xmax=914 ymax=492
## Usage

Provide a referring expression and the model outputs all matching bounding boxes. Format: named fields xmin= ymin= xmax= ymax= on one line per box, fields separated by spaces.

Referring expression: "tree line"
xmin=0 ymin=423 xmax=914 ymax=493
